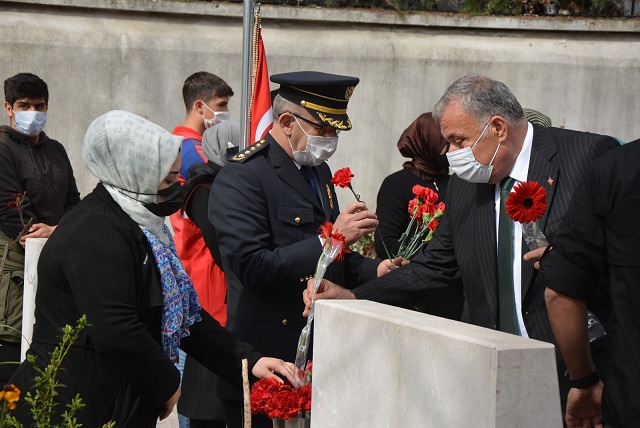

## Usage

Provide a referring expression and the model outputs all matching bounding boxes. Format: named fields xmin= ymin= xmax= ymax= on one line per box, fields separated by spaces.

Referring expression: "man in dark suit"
xmin=542 ymin=140 xmax=640 ymax=428
xmin=209 ymin=71 xmax=392 ymax=428
xmin=304 ymin=75 xmax=619 ymax=410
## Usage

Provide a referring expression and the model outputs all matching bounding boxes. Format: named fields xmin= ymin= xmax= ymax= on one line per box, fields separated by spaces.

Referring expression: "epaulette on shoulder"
xmin=231 ymin=139 xmax=269 ymax=162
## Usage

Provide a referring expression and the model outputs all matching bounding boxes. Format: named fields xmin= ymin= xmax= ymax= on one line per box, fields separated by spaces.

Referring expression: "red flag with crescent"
xmin=250 ymin=28 xmax=272 ymax=145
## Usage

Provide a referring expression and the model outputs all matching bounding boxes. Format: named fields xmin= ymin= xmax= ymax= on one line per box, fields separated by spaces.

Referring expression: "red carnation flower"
xmin=251 ymin=362 xmax=313 ymax=420
xmin=331 ymin=167 xmax=354 ymax=189
xmin=428 ymin=218 xmax=440 ymax=232
xmin=412 ymin=185 xmax=438 ymax=205
xmin=251 ymin=378 xmax=287 ymax=415
xmin=505 ymin=181 xmax=547 ymax=223
xmin=407 ymin=198 xmax=418 ymax=216
xmin=318 ymin=222 xmax=334 ymax=240
xmin=317 ymin=221 xmax=351 ymax=260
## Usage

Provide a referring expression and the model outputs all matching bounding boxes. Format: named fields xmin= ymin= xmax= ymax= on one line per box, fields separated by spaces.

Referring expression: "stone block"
xmin=311 ymin=300 xmax=562 ymax=428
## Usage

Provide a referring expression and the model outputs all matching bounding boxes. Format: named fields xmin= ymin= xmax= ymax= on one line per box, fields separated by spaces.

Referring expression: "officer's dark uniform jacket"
xmin=210 ymin=134 xmax=378 ymax=398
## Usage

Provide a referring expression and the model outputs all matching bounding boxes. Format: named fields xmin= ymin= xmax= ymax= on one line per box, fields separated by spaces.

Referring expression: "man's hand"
xmin=523 ymin=245 xmax=549 ymax=270
xmin=333 ymin=202 xmax=377 ymax=246
xmin=565 ymin=382 xmax=604 ymax=428
xmin=19 ymin=223 xmax=57 ymax=247
xmin=302 ymin=278 xmax=355 ymax=317
xmin=251 ymin=357 xmax=300 ymax=386
xmin=377 ymin=256 xmax=408 ymax=277
xmin=159 ymin=387 xmax=180 ymax=420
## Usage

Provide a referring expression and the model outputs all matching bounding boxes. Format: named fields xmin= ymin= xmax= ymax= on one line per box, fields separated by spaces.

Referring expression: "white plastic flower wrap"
xmin=293 ymin=222 xmax=349 ymax=385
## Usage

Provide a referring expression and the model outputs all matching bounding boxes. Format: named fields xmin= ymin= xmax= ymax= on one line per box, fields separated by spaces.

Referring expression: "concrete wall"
xmin=1 ymin=0 xmax=639 ymax=210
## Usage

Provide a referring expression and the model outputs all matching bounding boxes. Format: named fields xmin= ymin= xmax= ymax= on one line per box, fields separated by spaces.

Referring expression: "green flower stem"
xmin=0 ymin=401 xmax=7 ymax=427
xmin=374 ymin=226 xmax=395 ymax=268
xmin=397 ymin=215 xmax=417 ymax=255
xmin=348 ymin=184 xmax=363 ymax=203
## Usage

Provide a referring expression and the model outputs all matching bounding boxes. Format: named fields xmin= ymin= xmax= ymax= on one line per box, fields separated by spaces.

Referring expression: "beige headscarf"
xmin=82 ymin=110 xmax=183 ymax=240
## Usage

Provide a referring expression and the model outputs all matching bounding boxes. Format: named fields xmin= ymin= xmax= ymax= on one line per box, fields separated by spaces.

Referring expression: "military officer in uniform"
xmin=209 ymin=71 xmax=392 ymax=427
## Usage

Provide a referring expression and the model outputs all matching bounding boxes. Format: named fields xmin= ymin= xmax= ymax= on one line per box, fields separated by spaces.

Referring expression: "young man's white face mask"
xmin=201 ymin=102 xmax=230 ymax=130
xmin=12 ymin=109 xmax=47 ymax=137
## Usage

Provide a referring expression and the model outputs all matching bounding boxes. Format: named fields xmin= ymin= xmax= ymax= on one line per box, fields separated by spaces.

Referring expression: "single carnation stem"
xmin=374 ymin=227 xmax=395 ymax=269
xmin=348 ymin=184 xmax=363 ymax=203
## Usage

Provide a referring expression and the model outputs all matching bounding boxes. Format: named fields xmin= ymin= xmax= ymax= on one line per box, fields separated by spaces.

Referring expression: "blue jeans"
xmin=175 ymin=349 xmax=190 ymax=428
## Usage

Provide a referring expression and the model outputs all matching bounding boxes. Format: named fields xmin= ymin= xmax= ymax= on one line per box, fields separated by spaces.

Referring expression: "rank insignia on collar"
xmin=326 ymin=184 xmax=334 ymax=209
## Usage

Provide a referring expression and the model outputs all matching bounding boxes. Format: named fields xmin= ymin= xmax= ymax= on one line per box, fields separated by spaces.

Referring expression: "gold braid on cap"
xmin=300 ymin=100 xmax=347 ymax=115
xmin=318 ymin=113 xmax=351 ymax=130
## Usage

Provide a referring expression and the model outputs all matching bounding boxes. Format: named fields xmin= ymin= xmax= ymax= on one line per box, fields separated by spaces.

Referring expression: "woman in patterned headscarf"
xmin=374 ymin=112 xmax=463 ymax=320
xmin=10 ymin=111 xmax=296 ymax=428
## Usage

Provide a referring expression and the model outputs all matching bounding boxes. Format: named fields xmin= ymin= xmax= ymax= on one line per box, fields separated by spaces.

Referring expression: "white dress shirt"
xmin=494 ymin=122 xmax=534 ymax=337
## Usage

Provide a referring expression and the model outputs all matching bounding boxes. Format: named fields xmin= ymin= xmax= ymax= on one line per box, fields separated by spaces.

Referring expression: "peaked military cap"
xmin=270 ymin=71 xmax=359 ymax=131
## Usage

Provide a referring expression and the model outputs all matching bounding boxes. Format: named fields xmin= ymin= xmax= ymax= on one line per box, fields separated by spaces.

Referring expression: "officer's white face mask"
xmin=288 ymin=116 xmax=338 ymax=167
xmin=446 ymin=121 xmax=500 ymax=184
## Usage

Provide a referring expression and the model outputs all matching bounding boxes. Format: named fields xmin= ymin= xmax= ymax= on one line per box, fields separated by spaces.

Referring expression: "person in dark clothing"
xmin=542 ymin=139 xmax=640 ymax=428
xmin=375 ymin=112 xmax=450 ymax=258
xmin=9 ymin=110 xmax=296 ymax=428
xmin=374 ymin=112 xmax=462 ymax=320
xmin=0 ymin=73 xmax=80 ymax=382
xmin=210 ymin=71 xmax=395 ymax=428
xmin=178 ymin=120 xmax=240 ymax=428
xmin=304 ymin=75 xmax=620 ymax=418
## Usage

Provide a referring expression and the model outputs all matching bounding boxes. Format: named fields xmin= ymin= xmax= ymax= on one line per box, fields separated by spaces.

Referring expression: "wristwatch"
xmin=565 ymin=371 xmax=600 ymax=389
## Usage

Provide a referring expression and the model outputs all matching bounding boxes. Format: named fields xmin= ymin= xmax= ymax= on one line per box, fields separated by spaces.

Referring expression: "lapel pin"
xmin=547 ymin=177 xmax=553 ymax=186
xmin=326 ymin=184 xmax=334 ymax=209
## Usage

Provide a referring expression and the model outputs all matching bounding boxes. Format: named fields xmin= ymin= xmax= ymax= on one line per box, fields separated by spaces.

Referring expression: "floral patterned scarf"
xmin=142 ymin=225 xmax=202 ymax=363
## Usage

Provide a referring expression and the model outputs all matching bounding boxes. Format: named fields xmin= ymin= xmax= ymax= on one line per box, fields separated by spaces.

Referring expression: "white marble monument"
xmin=311 ymin=300 xmax=562 ymax=428
xmin=21 ymin=237 xmax=47 ymax=361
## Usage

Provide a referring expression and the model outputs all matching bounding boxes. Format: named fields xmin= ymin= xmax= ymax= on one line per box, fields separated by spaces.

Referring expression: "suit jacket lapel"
xmin=268 ymin=135 xmax=324 ymax=211
xmin=521 ymin=128 xmax=558 ymax=298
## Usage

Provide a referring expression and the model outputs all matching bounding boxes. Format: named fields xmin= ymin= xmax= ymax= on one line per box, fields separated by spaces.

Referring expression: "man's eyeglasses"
xmin=286 ymin=112 xmax=340 ymax=137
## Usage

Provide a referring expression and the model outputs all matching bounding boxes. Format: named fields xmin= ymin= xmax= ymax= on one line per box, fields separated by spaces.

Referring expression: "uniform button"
xmin=282 ymin=319 xmax=288 ymax=326
xmin=295 ymin=217 xmax=301 ymax=224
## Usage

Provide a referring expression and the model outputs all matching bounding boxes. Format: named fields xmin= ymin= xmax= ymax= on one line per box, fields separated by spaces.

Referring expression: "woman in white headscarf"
xmin=10 ymin=111 xmax=296 ymax=428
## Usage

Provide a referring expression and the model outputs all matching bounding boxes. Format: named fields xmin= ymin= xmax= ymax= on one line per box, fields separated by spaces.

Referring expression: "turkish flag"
xmin=250 ymin=28 xmax=273 ymax=145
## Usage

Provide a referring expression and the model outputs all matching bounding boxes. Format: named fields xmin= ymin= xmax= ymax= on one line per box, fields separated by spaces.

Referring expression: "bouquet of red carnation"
xmin=505 ymin=181 xmax=548 ymax=250
xmin=251 ymin=361 xmax=313 ymax=422
xmin=396 ymin=185 xmax=445 ymax=260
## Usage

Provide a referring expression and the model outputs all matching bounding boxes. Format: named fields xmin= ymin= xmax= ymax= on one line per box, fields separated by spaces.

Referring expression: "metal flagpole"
xmin=240 ymin=0 xmax=256 ymax=151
